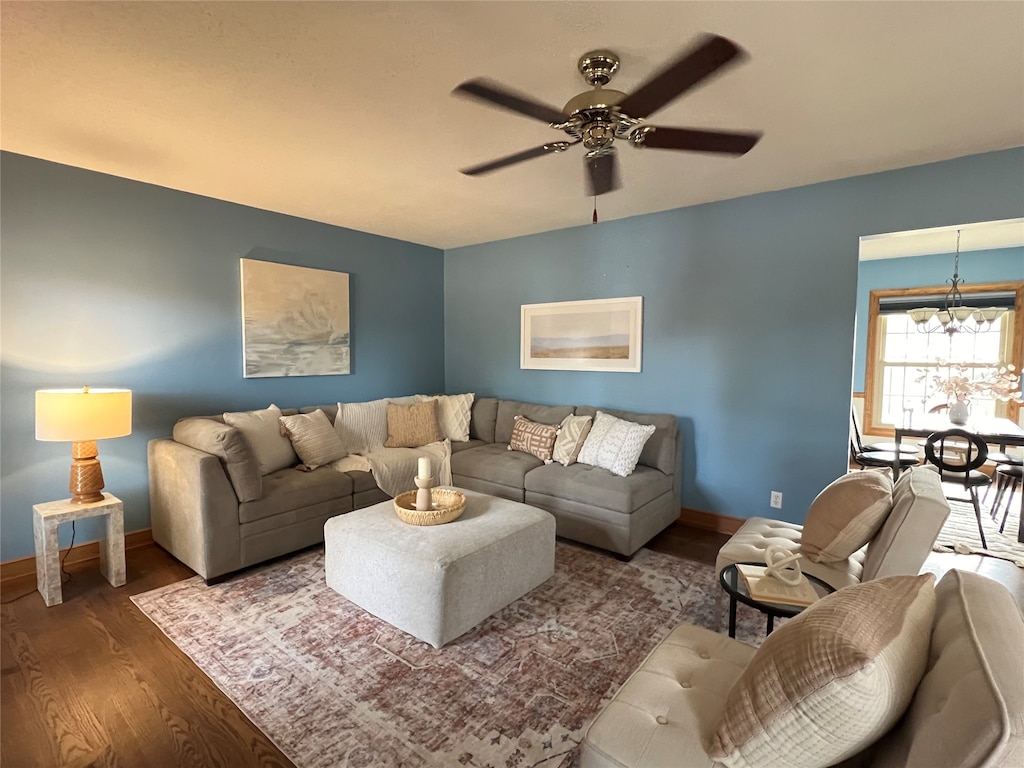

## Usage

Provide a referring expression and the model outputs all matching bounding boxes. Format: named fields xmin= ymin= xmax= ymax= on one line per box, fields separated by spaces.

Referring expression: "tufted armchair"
xmin=714 ymin=466 xmax=950 ymax=591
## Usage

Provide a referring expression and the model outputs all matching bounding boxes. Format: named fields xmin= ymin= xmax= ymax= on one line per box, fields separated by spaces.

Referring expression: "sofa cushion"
xmin=345 ymin=469 xmax=378 ymax=494
xmin=238 ymin=466 xmax=354 ymax=524
xmin=553 ymin=413 xmax=592 ymax=467
xmin=300 ymin=404 xmax=339 ymax=423
xmin=801 ymin=470 xmax=894 ymax=563
xmin=469 ymin=397 xmax=498 ymax=443
xmin=509 ymin=415 xmax=559 ymax=463
xmin=450 ymin=442 xmax=543 ymax=488
xmin=578 ymin=411 xmax=656 ymax=478
xmin=495 ymin=400 xmax=574 ymax=445
xmin=173 ymin=417 xmax=263 ymax=502
xmin=451 ymin=438 xmax=486 ymax=454
xmin=580 ymin=624 xmax=757 ymax=768
xmin=222 ymin=404 xmax=298 ymax=476
xmin=384 ymin=399 xmax=443 ymax=448
xmin=865 ymin=569 xmax=1024 ymax=768
xmin=279 ymin=409 xmax=347 ymax=469
xmin=575 ymin=406 xmax=677 ymax=475
xmin=525 ymin=462 xmax=672 ymax=515
xmin=710 ymin=574 xmax=936 ymax=768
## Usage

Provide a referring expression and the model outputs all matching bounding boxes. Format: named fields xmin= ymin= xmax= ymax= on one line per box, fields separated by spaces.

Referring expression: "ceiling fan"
xmin=452 ymin=34 xmax=762 ymax=197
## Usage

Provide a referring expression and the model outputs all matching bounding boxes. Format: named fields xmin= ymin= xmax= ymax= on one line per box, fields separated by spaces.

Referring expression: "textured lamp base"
xmin=70 ymin=440 xmax=105 ymax=504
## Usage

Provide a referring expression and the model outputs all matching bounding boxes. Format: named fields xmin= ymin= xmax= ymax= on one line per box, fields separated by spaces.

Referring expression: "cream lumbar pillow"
xmin=710 ymin=573 xmax=936 ymax=768
xmin=508 ymin=415 xmax=560 ymax=463
xmin=384 ymin=399 xmax=444 ymax=448
xmin=334 ymin=398 xmax=389 ymax=454
xmin=552 ymin=414 xmax=592 ymax=467
xmin=801 ymin=470 xmax=894 ymax=563
xmin=577 ymin=411 xmax=656 ymax=477
xmin=223 ymin=404 xmax=298 ymax=476
xmin=279 ymin=409 xmax=347 ymax=469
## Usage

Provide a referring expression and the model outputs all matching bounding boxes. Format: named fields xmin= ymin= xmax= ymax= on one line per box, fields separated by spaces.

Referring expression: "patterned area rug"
xmin=933 ymin=497 xmax=1023 ymax=566
xmin=132 ymin=542 xmax=765 ymax=768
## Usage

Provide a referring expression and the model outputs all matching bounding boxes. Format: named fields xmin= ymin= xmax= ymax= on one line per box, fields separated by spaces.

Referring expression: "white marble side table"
xmin=33 ymin=493 xmax=126 ymax=607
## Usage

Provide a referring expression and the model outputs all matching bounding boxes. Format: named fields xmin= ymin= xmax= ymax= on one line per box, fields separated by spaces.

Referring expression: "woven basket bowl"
xmin=393 ymin=488 xmax=467 ymax=526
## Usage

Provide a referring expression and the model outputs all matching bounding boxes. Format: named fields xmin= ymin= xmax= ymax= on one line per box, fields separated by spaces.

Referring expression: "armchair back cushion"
xmin=861 ymin=466 xmax=950 ymax=582
xmin=865 ymin=568 xmax=1024 ymax=768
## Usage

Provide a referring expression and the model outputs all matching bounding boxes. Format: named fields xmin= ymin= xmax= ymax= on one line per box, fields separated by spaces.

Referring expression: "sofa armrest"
xmin=172 ymin=417 xmax=262 ymax=502
xmin=148 ymin=438 xmax=242 ymax=580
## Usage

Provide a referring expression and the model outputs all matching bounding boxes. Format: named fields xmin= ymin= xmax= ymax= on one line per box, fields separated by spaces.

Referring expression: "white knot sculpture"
xmin=764 ymin=545 xmax=804 ymax=586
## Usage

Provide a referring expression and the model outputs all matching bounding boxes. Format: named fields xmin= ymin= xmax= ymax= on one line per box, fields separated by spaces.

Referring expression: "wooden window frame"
xmin=863 ymin=281 xmax=1024 ymax=436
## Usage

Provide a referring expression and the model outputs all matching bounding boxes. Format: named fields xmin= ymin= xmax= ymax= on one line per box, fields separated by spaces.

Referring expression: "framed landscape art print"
xmin=521 ymin=296 xmax=643 ymax=372
xmin=240 ymin=258 xmax=350 ymax=378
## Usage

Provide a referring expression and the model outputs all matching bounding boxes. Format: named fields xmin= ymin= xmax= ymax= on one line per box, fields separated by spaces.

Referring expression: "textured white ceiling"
xmin=2 ymin=1 xmax=1022 ymax=249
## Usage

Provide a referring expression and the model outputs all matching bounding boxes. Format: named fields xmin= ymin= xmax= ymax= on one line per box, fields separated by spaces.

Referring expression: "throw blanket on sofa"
xmin=328 ymin=439 xmax=453 ymax=498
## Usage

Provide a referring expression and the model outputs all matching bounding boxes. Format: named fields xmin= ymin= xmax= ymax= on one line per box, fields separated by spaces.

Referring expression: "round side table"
xmin=719 ymin=562 xmax=836 ymax=638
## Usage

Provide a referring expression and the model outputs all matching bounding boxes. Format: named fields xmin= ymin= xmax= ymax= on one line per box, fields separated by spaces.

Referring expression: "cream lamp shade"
xmin=35 ymin=387 xmax=132 ymax=504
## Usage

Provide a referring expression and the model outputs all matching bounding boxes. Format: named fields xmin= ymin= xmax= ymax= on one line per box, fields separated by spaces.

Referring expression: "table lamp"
xmin=35 ymin=387 xmax=132 ymax=504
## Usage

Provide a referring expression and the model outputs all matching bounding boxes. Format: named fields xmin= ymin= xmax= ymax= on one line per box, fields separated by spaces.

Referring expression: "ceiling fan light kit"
xmin=453 ymin=34 xmax=763 ymax=200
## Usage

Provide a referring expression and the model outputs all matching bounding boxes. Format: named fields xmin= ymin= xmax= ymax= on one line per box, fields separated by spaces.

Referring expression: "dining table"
xmin=892 ymin=414 xmax=1024 ymax=543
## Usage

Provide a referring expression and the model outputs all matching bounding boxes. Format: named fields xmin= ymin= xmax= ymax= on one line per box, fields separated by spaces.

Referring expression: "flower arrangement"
xmin=916 ymin=360 xmax=1024 ymax=403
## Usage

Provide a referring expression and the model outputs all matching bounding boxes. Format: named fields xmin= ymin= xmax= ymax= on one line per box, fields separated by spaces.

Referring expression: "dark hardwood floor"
xmin=2 ymin=523 xmax=1020 ymax=767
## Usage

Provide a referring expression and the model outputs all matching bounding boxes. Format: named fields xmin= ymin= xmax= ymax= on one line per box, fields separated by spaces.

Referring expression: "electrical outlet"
xmin=770 ymin=491 xmax=783 ymax=509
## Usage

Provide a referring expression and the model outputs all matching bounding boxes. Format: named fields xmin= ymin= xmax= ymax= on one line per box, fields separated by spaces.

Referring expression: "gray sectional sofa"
xmin=148 ymin=398 xmax=681 ymax=582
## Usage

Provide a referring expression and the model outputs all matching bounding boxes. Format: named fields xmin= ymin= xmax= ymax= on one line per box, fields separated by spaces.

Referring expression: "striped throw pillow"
xmin=508 ymin=415 xmax=560 ymax=463
xmin=279 ymin=409 xmax=347 ymax=469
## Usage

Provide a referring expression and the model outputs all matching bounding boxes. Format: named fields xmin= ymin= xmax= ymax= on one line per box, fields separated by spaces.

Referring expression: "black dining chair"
xmin=850 ymin=439 xmax=918 ymax=471
xmin=923 ymin=429 xmax=991 ymax=549
xmin=992 ymin=464 xmax=1023 ymax=535
xmin=850 ymin=407 xmax=918 ymax=456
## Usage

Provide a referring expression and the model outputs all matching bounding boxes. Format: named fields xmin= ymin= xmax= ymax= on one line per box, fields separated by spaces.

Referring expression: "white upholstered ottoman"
xmin=324 ymin=488 xmax=555 ymax=648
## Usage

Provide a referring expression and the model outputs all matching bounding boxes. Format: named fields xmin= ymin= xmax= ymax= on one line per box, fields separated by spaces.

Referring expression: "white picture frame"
xmin=240 ymin=258 xmax=351 ymax=378
xmin=521 ymin=296 xmax=643 ymax=372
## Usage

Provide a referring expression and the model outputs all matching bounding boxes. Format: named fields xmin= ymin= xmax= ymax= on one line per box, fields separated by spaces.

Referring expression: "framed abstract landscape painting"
xmin=521 ymin=296 xmax=643 ymax=372
xmin=240 ymin=258 xmax=350 ymax=377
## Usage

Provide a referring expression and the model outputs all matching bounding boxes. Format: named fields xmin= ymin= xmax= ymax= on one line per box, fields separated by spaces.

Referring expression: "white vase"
xmin=948 ymin=398 xmax=970 ymax=425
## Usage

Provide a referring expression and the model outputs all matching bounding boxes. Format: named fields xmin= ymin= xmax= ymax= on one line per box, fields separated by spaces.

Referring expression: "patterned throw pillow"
xmin=577 ymin=411 xmax=656 ymax=477
xmin=384 ymin=399 xmax=444 ymax=448
xmin=223 ymin=404 xmax=298 ymax=476
xmin=508 ymin=415 xmax=560 ymax=463
xmin=552 ymin=414 xmax=593 ymax=467
xmin=417 ymin=393 xmax=475 ymax=442
xmin=710 ymin=574 xmax=937 ymax=768
xmin=279 ymin=409 xmax=347 ymax=469
xmin=801 ymin=471 xmax=894 ymax=563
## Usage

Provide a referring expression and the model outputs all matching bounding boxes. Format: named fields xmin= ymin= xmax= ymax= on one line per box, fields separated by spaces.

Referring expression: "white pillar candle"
xmin=417 ymin=456 xmax=431 ymax=480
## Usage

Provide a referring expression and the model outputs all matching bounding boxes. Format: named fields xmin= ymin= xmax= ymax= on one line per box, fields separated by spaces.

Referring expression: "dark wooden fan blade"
xmin=460 ymin=141 xmax=579 ymax=176
xmin=453 ymin=78 xmax=567 ymax=124
xmin=617 ymin=34 xmax=744 ymax=119
xmin=641 ymin=127 xmax=761 ymax=155
xmin=585 ymin=151 xmax=620 ymax=196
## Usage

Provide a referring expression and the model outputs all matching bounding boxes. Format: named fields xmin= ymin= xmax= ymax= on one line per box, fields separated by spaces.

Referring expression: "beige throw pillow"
xmin=801 ymin=470 xmax=894 ymax=563
xmin=508 ymin=415 xmax=559 ymax=463
xmin=384 ymin=399 xmax=444 ymax=448
xmin=710 ymin=573 xmax=936 ymax=768
xmin=334 ymin=398 xmax=389 ymax=454
xmin=577 ymin=411 xmax=656 ymax=477
xmin=552 ymin=414 xmax=593 ymax=466
xmin=279 ymin=409 xmax=347 ymax=469
xmin=222 ymin=404 xmax=298 ymax=476
xmin=417 ymin=393 xmax=474 ymax=442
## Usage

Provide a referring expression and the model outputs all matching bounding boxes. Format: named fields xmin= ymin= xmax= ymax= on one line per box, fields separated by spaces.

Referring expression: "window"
xmin=864 ymin=282 xmax=1023 ymax=433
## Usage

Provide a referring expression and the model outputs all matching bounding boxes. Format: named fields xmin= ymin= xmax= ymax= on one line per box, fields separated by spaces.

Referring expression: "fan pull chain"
xmin=592 ymin=195 xmax=598 ymax=224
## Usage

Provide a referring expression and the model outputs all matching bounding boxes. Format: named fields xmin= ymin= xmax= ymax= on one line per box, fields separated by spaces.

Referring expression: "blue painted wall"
xmin=445 ymin=148 xmax=1024 ymax=524
xmin=0 ymin=152 xmax=445 ymax=561
xmin=852 ymin=247 xmax=1024 ymax=391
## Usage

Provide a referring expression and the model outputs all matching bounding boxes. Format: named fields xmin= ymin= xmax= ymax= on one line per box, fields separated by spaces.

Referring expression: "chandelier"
xmin=907 ymin=229 xmax=1006 ymax=335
